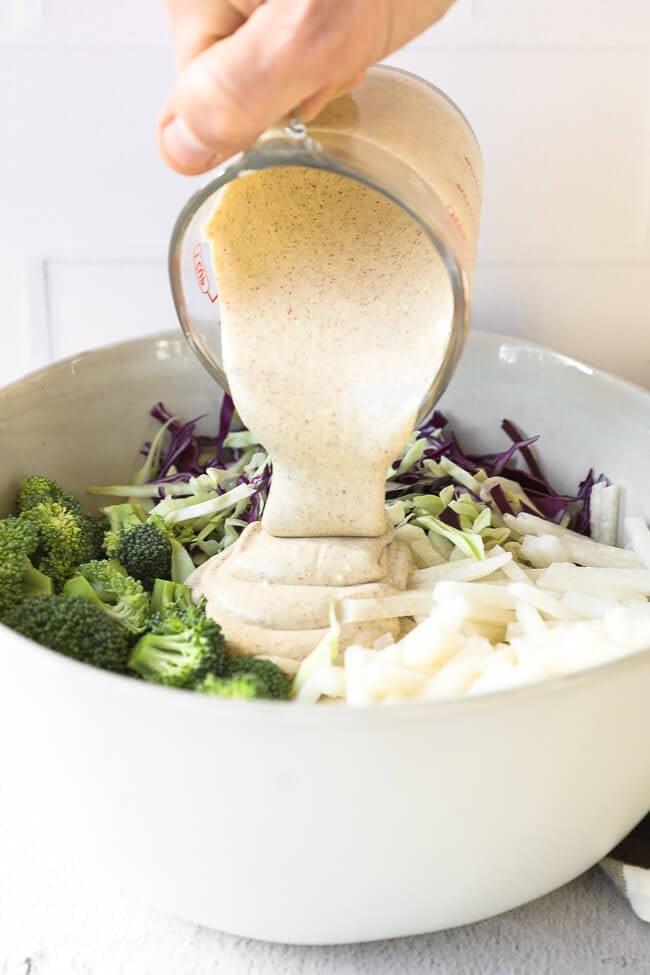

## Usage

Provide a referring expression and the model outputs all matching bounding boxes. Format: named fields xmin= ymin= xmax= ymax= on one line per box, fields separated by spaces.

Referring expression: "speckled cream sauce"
xmin=190 ymin=166 xmax=454 ymax=673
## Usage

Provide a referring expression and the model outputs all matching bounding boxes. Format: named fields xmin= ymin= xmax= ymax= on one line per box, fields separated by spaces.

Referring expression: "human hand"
xmin=158 ymin=0 xmax=456 ymax=175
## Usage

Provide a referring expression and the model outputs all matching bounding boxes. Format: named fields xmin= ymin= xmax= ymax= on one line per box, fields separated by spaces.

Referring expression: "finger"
xmin=299 ymin=84 xmax=339 ymax=124
xmin=382 ymin=0 xmax=457 ymax=55
xmin=158 ymin=0 xmax=360 ymax=175
xmin=165 ymin=0 xmax=251 ymax=69
xmin=300 ymin=71 xmax=366 ymax=122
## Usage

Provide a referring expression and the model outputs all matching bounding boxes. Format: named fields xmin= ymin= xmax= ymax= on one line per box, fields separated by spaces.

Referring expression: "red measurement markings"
xmin=446 ymin=204 xmax=469 ymax=244
xmin=193 ymin=243 xmax=218 ymax=303
xmin=455 ymin=180 xmax=476 ymax=225
xmin=463 ymin=154 xmax=481 ymax=194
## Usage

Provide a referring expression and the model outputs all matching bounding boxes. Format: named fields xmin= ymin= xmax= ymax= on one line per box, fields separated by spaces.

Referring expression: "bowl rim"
xmin=4 ymin=326 xmax=650 ymax=408
xmin=2 ymin=328 xmax=649 ymax=716
xmin=3 ymin=617 xmax=650 ymax=719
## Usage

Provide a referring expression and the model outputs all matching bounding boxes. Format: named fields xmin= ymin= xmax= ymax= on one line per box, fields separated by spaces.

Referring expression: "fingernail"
xmin=162 ymin=117 xmax=216 ymax=172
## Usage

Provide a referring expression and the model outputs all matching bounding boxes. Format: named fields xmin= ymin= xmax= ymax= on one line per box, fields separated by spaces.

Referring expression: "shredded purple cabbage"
xmin=144 ymin=403 xmax=207 ymax=479
xmin=141 ymin=398 xmax=607 ymax=537
xmin=573 ymin=469 xmax=609 ymax=536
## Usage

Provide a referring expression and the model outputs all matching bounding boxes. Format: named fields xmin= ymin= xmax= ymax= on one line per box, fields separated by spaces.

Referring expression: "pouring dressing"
xmin=173 ymin=68 xmax=483 ymax=672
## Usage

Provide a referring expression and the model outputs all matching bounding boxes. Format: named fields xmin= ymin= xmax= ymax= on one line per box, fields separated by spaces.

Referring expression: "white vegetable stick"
xmin=518 ymin=535 xmax=571 ymax=569
xmin=343 ymin=646 xmax=375 ymax=705
xmin=461 ymin=604 xmax=514 ymax=624
xmin=508 ymin=627 xmax=568 ymax=658
xmin=423 ymin=657 xmax=483 ymax=697
xmin=604 ymin=607 xmax=650 ymax=650
xmin=625 ymin=517 xmax=650 ymax=570
xmin=452 ymin=634 xmax=494 ymax=662
xmin=506 ymin=506 xmax=625 ymax=557
xmin=460 ymin=620 xmax=509 ymax=643
xmin=559 ymin=586 xmax=642 ymax=604
xmin=538 ymin=563 xmax=650 ymax=596
xmin=424 ymin=636 xmax=492 ymax=698
xmin=561 ymin=591 xmax=619 ymax=619
xmin=503 ymin=513 xmax=572 ymax=538
xmin=564 ymin=529 xmax=641 ymax=568
xmin=500 ymin=559 xmax=531 ymax=583
xmin=338 ymin=590 xmax=433 ymax=623
xmin=508 ymin=583 xmax=578 ymax=620
xmin=399 ymin=597 xmax=467 ymax=669
xmin=375 ymin=644 xmax=407 ymax=666
xmin=520 ymin=532 xmax=641 ymax=570
xmin=590 ymin=482 xmax=620 ymax=546
xmin=515 ymin=600 xmax=547 ymax=636
xmin=468 ymin=658 xmax=523 ymax=694
xmin=365 ymin=661 xmax=426 ymax=699
xmin=434 ymin=580 xmax=517 ymax=610
xmin=409 ymin=549 xmax=512 ymax=588
xmin=476 ymin=645 xmax=516 ymax=669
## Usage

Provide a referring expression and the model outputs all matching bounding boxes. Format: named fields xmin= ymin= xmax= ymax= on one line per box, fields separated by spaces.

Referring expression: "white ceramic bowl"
xmin=1 ymin=331 xmax=649 ymax=945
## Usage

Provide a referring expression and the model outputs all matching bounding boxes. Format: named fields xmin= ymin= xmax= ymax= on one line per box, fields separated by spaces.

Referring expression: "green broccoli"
xmin=128 ymin=597 xmax=225 ymax=688
xmin=103 ymin=502 xmax=147 ymax=555
xmin=63 ymin=560 xmax=150 ymax=635
xmin=224 ymin=656 xmax=292 ymax=700
xmin=0 ymin=516 xmax=53 ymax=616
xmin=150 ymin=578 xmax=194 ymax=615
xmin=196 ymin=671 xmax=270 ymax=698
xmin=16 ymin=475 xmax=81 ymax=515
xmin=20 ymin=500 xmax=103 ymax=591
xmin=5 ymin=594 xmax=131 ymax=673
xmin=103 ymin=504 xmax=172 ymax=590
xmin=17 ymin=476 xmax=106 ymax=567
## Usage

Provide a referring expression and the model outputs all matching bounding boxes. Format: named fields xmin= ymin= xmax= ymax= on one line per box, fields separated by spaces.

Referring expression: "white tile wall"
xmin=1 ymin=0 xmax=649 ymax=389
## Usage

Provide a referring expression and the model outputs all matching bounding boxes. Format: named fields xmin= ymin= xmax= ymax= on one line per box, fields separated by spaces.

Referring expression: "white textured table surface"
xmin=3 ymin=815 xmax=650 ymax=975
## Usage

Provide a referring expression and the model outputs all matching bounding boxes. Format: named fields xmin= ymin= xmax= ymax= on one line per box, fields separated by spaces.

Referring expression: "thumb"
xmin=158 ymin=3 xmax=352 ymax=175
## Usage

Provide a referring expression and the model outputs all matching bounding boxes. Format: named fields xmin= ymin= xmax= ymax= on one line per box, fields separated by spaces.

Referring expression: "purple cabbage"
xmin=573 ymin=469 xmax=610 ymax=536
xmin=389 ymin=412 xmax=606 ymax=535
xmin=141 ymin=398 xmax=608 ymax=539
xmin=143 ymin=397 xmax=242 ymax=482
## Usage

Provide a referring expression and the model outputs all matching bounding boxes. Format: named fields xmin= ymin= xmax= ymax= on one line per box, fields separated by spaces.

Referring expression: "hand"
xmin=158 ymin=0 xmax=456 ymax=175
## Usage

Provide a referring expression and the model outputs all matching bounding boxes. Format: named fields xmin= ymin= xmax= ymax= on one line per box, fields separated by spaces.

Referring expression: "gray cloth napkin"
xmin=601 ymin=814 xmax=650 ymax=920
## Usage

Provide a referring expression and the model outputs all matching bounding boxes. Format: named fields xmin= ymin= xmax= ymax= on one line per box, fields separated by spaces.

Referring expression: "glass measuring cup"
xmin=169 ymin=65 xmax=482 ymax=423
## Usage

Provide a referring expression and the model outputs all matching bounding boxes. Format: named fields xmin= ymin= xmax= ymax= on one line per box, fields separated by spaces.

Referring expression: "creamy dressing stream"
xmin=190 ymin=167 xmax=453 ymax=673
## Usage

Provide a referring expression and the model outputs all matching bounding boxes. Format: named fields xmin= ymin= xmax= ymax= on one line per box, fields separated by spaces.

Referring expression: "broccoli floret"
xmin=5 ymin=594 xmax=131 ymax=673
xmin=16 ymin=475 xmax=81 ymax=515
xmin=224 ymin=655 xmax=292 ymax=700
xmin=103 ymin=504 xmax=172 ymax=591
xmin=103 ymin=503 xmax=147 ymax=556
xmin=128 ymin=597 xmax=225 ymax=688
xmin=150 ymin=578 xmax=194 ymax=615
xmin=63 ymin=560 xmax=150 ymax=634
xmin=115 ymin=520 xmax=172 ymax=591
xmin=0 ymin=517 xmax=53 ymax=616
xmin=20 ymin=500 xmax=104 ymax=591
xmin=197 ymin=672 xmax=269 ymax=698
xmin=15 ymin=476 xmax=105 ymax=589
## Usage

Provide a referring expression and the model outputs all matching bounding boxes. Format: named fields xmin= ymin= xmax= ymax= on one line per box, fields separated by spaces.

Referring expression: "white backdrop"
xmin=1 ymin=0 xmax=649 ymax=388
